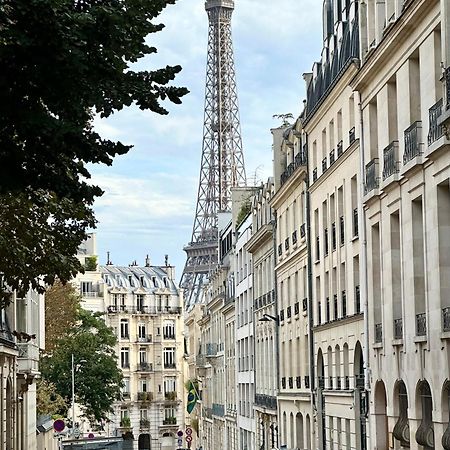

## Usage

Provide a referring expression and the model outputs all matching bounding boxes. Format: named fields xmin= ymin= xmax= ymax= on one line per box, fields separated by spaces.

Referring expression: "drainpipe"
xmin=305 ymin=133 xmax=317 ymax=447
xmin=357 ymin=90 xmax=372 ymax=447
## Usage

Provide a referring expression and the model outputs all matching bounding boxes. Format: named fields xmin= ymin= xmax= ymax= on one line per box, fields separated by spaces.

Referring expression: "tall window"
xmin=163 ymin=321 xmax=175 ymax=339
xmin=140 ymin=379 xmax=148 ymax=392
xmin=163 ymin=348 xmax=175 ymax=368
xmin=120 ymin=348 xmax=129 ymax=368
xmin=122 ymin=378 xmax=130 ymax=394
xmin=164 ymin=377 xmax=176 ymax=393
xmin=139 ymin=348 xmax=147 ymax=364
xmin=138 ymin=323 xmax=146 ymax=340
xmin=136 ymin=294 xmax=145 ymax=311
xmin=120 ymin=319 xmax=129 ymax=339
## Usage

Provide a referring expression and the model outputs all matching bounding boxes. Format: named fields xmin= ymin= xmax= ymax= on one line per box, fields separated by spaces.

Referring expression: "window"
xmin=138 ymin=323 xmax=146 ymax=340
xmin=164 ymin=377 xmax=176 ymax=394
xmin=80 ymin=281 xmax=93 ymax=295
xmin=139 ymin=348 xmax=147 ymax=364
xmin=140 ymin=379 xmax=148 ymax=392
xmin=120 ymin=348 xmax=129 ymax=368
xmin=163 ymin=348 xmax=175 ymax=368
xmin=120 ymin=319 xmax=129 ymax=339
xmin=136 ymin=294 xmax=145 ymax=311
xmin=163 ymin=321 xmax=175 ymax=339
xmin=122 ymin=378 xmax=130 ymax=394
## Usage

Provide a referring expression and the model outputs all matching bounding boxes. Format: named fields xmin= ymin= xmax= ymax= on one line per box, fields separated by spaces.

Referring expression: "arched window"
xmin=374 ymin=381 xmax=388 ymax=450
xmin=415 ymin=380 xmax=434 ymax=449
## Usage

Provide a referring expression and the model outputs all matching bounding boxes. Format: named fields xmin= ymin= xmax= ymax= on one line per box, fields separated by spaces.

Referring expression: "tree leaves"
xmin=0 ymin=0 xmax=188 ymax=300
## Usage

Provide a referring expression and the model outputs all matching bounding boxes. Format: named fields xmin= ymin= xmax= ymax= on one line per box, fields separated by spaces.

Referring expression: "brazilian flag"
xmin=186 ymin=380 xmax=199 ymax=414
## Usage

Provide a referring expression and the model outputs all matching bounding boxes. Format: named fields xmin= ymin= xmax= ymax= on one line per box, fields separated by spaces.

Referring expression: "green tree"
xmin=44 ymin=280 xmax=80 ymax=352
xmin=40 ymin=308 xmax=123 ymax=422
xmin=36 ymin=379 xmax=67 ymax=418
xmin=0 ymin=0 xmax=188 ymax=303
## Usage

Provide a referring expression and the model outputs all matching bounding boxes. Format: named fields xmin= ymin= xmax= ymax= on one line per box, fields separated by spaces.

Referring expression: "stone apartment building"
xmin=0 ymin=284 xmax=45 ymax=450
xmin=76 ymin=235 xmax=186 ymax=450
xmin=353 ymin=0 xmax=450 ymax=448
xmin=246 ymin=178 xmax=279 ymax=450
xmin=271 ymin=121 xmax=313 ymax=450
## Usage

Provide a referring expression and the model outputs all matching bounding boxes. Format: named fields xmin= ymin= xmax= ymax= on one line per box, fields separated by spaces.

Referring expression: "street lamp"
xmin=258 ymin=313 xmax=279 ymax=324
xmin=71 ymin=354 xmax=86 ymax=431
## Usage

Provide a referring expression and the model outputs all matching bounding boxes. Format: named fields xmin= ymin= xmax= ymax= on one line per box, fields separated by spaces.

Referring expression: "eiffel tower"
xmin=181 ymin=0 xmax=246 ymax=309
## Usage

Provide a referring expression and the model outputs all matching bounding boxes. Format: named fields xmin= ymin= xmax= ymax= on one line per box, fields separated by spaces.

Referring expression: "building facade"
xmin=76 ymin=235 xmax=186 ymax=450
xmin=246 ymin=179 xmax=279 ymax=450
xmin=354 ymin=0 xmax=450 ymax=448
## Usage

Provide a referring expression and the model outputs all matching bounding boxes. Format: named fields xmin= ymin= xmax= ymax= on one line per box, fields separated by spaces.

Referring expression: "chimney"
xmin=145 ymin=255 xmax=151 ymax=267
xmin=106 ymin=251 xmax=113 ymax=265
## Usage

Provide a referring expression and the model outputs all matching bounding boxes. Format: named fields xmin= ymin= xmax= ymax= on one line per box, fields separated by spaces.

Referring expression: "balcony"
xmin=164 ymin=391 xmax=177 ymax=401
xmin=278 ymin=244 xmax=282 ymax=256
xmin=382 ymin=141 xmax=399 ymax=180
xmin=331 ymin=223 xmax=336 ymax=250
xmin=342 ymin=290 xmax=347 ymax=318
xmin=162 ymin=417 xmax=177 ymax=425
xmin=318 ymin=376 xmax=325 ymax=389
xmin=196 ymin=354 xmax=206 ymax=367
xmin=295 ymin=149 xmax=307 ymax=167
xmin=137 ymin=362 xmax=153 ymax=372
xmin=296 ymin=376 xmax=301 ymax=389
xmin=304 ymin=376 xmax=310 ymax=389
xmin=364 ymin=158 xmax=379 ymax=194
xmin=322 ymin=157 xmax=328 ymax=173
xmin=17 ymin=342 xmax=39 ymax=373
xmin=375 ymin=323 xmax=383 ymax=343
xmin=324 ymin=228 xmax=329 ymax=256
xmin=329 ymin=149 xmax=335 ymax=165
xmin=286 ymin=306 xmax=291 ymax=319
xmin=312 ymin=167 xmax=318 ymax=182
xmin=300 ymin=223 xmax=306 ymax=239
xmin=428 ymin=99 xmax=443 ymax=145
xmin=137 ymin=335 xmax=152 ymax=343
xmin=353 ymin=208 xmax=359 ymax=237
xmin=416 ymin=313 xmax=427 ymax=337
xmin=328 ymin=376 xmax=333 ymax=390
xmin=163 ymin=333 xmax=175 ymax=340
xmin=137 ymin=392 xmax=153 ymax=402
xmin=355 ymin=375 xmax=365 ymax=389
xmin=339 ymin=216 xmax=345 ymax=245
xmin=255 ymin=394 xmax=277 ymax=409
xmin=302 ymin=298 xmax=308 ymax=312
xmin=394 ymin=318 xmax=403 ymax=339
xmin=349 ymin=127 xmax=356 ymax=144
xmin=206 ymin=343 xmax=218 ymax=356
xmin=337 ymin=141 xmax=344 ymax=158
xmin=285 ymin=237 xmax=289 ymax=251
xmin=212 ymin=403 xmax=225 ymax=417
xmin=288 ymin=377 xmax=293 ymax=389
xmin=403 ymin=121 xmax=423 ymax=164
xmin=443 ymin=308 xmax=450 ymax=332
xmin=355 ymin=285 xmax=361 ymax=313
xmin=281 ymin=377 xmax=286 ymax=389
xmin=294 ymin=302 xmax=299 ymax=316
xmin=344 ymin=376 xmax=350 ymax=390
xmin=292 ymin=230 xmax=297 ymax=245
xmin=279 ymin=309 xmax=285 ymax=322
xmin=164 ymin=363 xmax=176 ymax=369
xmin=140 ymin=418 xmax=150 ymax=429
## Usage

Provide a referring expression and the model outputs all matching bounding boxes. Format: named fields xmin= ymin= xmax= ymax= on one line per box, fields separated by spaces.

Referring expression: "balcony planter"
xmin=120 ymin=417 xmax=131 ymax=428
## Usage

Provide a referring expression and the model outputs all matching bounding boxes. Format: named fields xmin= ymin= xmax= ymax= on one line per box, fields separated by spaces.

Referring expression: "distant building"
xmin=76 ymin=234 xmax=185 ymax=450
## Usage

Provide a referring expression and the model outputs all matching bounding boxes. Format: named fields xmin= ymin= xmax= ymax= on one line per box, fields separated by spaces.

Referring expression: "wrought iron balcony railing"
xmin=341 ymin=290 xmax=347 ymax=318
xmin=296 ymin=376 xmax=301 ymax=389
xmin=322 ymin=157 xmax=328 ymax=173
xmin=353 ymin=208 xmax=359 ymax=237
xmin=428 ymin=99 xmax=443 ymax=145
xmin=355 ymin=285 xmax=361 ymax=313
xmin=300 ymin=223 xmax=306 ymax=238
xmin=318 ymin=376 xmax=325 ymax=389
xmin=403 ymin=121 xmax=423 ymax=164
xmin=312 ymin=167 xmax=318 ymax=182
xmin=329 ymin=149 xmax=335 ymax=165
xmin=304 ymin=376 xmax=310 ymax=389
xmin=292 ymin=230 xmax=297 ymax=245
xmin=349 ymin=127 xmax=356 ymax=144
xmin=294 ymin=302 xmax=299 ymax=316
xmin=302 ymin=298 xmax=308 ymax=312
xmin=443 ymin=307 xmax=450 ymax=332
xmin=375 ymin=323 xmax=383 ymax=343
xmin=416 ymin=313 xmax=427 ymax=336
xmin=337 ymin=140 xmax=343 ymax=157
xmin=394 ymin=318 xmax=403 ymax=339
xmin=382 ymin=141 xmax=399 ymax=180
xmin=364 ymin=158 xmax=379 ymax=194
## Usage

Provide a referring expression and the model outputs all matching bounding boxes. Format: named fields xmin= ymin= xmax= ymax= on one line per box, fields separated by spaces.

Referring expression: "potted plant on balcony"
xmin=165 ymin=391 xmax=177 ymax=401
xmin=120 ymin=416 xmax=131 ymax=428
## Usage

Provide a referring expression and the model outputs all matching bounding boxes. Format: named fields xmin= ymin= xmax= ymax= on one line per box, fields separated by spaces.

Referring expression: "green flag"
xmin=187 ymin=380 xmax=199 ymax=414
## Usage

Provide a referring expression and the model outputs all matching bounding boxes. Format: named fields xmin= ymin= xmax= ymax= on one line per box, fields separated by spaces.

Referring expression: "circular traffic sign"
xmin=53 ymin=419 xmax=65 ymax=433
xmin=88 ymin=433 xmax=95 ymax=439
xmin=186 ymin=435 xmax=193 ymax=443
xmin=177 ymin=430 xmax=183 ymax=437
xmin=186 ymin=427 xmax=192 ymax=436
xmin=73 ymin=428 xmax=81 ymax=439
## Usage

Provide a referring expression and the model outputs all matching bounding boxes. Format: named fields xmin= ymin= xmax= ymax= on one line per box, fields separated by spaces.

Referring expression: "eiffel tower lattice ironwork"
xmin=181 ymin=0 xmax=246 ymax=309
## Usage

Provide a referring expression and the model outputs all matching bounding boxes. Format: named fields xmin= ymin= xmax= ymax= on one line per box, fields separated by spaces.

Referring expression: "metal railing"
xmin=206 ymin=343 xmax=218 ymax=356
xmin=443 ymin=307 xmax=450 ymax=332
xmin=353 ymin=208 xmax=359 ymax=237
xmin=331 ymin=222 xmax=336 ymax=250
xmin=304 ymin=376 xmax=310 ymax=389
xmin=288 ymin=377 xmax=293 ymax=389
xmin=286 ymin=306 xmax=291 ymax=319
xmin=300 ymin=223 xmax=306 ymax=238
xmin=292 ymin=230 xmax=297 ymax=245
xmin=365 ymin=158 xmax=379 ymax=194
xmin=341 ymin=290 xmax=347 ymax=317
xmin=318 ymin=376 xmax=325 ymax=389
xmin=382 ymin=141 xmax=399 ymax=180
xmin=349 ymin=127 xmax=356 ymax=144
xmin=312 ymin=167 xmax=318 ymax=182
xmin=322 ymin=157 xmax=328 ymax=173
xmin=355 ymin=285 xmax=361 ymax=313
xmin=279 ymin=309 xmax=285 ymax=322
xmin=329 ymin=149 xmax=335 ymax=165
xmin=394 ymin=318 xmax=403 ymax=339
xmin=416 ymin=313 xmax=427 ymax=336
xmin=340 ymin=216 xmax=345 ymax=245
xmin=337 ymin=140 xmax=343 ymax=157
xmin=255 ymin=394 xmax=277 ymax=409
xmin=324 ymin=228 xmax=329 ymax=255
xmin=137 ymin=391 xmax=153 ymax=402
xmin=285 ymin=237 xmax=289 ymax=251
xmin=163 ymin=362 xmax=176 ymax=369
xmin=137 ymin=362 xmax=153 ymax=372
xmin=278 ymin=244 xmax=282 ymax=256
xmin=355 ymin=375 xmax=365 ymax=389
xmin=296 ymin=376 xmax=301 ymax=388
xmin=403 ymin=121 xmax=423 ymax=163
xmin=294 ymin=302 xmax=299 ymax=316
xmin=428 ymin=99 xmax=443 ymax=145
xmin=375 ymin=323 xmax=383 ymax=343
xmin=344 ymin=375 xmax=350 ymax=390
xmin=302 ymin=298 xmax=308 ymax=312
xmin=281 ymin=377 xmax=286 ymax=389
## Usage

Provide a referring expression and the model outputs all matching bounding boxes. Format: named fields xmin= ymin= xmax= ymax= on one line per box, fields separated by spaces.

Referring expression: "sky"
xmin=90 ymin=0 xmax=323 ymax=277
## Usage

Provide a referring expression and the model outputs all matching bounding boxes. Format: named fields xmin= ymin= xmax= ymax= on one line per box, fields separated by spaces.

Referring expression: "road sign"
xmin=177 ymin=430 xmax=183 ymax=437
xmin=88 ymin=433 xmax=95 ymax=439
xmin=186 ymin=435 xmax=193 ymax=443
xmin=73 ymin=428 xmax=81 ymax=439
xmin=177 ymin=437 xmax=183 ymax=447
xmin=185 ymin=427 xmax=192 ymax=436
xmin=53 ymin=419 xmax=65 ymax=433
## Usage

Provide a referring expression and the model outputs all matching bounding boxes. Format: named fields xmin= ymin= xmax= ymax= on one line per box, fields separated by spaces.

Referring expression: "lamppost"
xmin=71 ymin=354 xmax=86 ymax=432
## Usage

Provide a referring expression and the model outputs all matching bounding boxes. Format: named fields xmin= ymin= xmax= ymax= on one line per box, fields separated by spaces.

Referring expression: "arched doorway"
xmin=296 ymin=413 xmax=304 ymax=449
xmin=353 ymin=341 xmax=366 ymax=450
xmin=138 ymin=433 xmax=151 ymax=450
xmin=415 ymin=380 xmax=434 ymax=449
xmin=442 ymin=381 xmax=450 ymax=450
xmin=374 ymin=380 xmax=388 ymax=449
xmin=393 ymin=380 xmax=410 ymax=447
